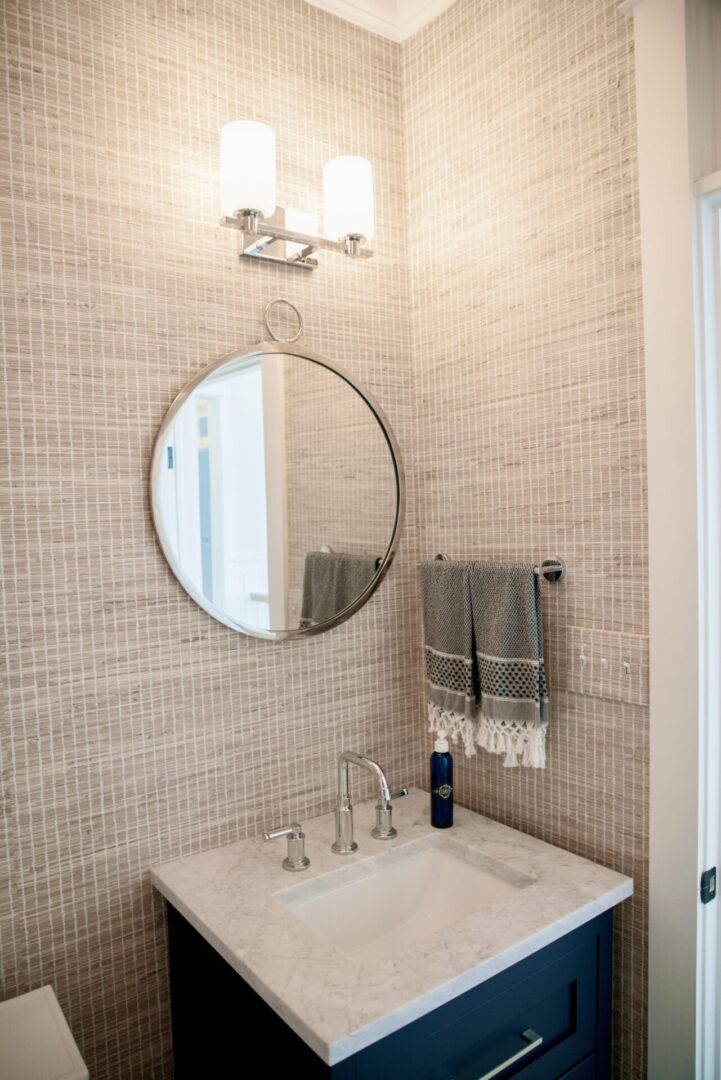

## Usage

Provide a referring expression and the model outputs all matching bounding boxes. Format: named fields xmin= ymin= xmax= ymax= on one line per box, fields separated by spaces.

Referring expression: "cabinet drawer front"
xmin=356 ymin=935 xmax=597 ymax=1080
xmin=557 ymin=1056 xmax=597 ymax=1079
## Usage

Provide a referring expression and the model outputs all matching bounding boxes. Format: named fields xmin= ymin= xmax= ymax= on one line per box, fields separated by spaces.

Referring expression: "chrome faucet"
xmin=331 ymin=750 xmax=408 ymax=854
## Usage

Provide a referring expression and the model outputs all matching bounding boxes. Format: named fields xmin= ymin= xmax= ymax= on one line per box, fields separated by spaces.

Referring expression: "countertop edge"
xmin=325 ymin=878 xmax=633 ymax=1063
xmin=151 ymin=871 xmax=332 ymax=1061
xmin=151 ymin=868 xmax=633 ymax=1065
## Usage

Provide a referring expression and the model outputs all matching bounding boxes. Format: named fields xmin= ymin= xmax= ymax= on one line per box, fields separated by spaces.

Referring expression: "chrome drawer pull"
xmin=474 ymin=1028 xmax=543 ymax=1080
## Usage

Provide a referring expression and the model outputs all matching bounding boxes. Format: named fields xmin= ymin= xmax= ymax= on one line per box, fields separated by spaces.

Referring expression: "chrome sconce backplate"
xmin=220 ymin=208 xmax=373 ymax=271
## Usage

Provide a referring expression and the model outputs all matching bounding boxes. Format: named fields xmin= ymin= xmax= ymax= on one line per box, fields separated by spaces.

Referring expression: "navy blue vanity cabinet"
xmin=166 ymin=905 xmax=612 ymax=1079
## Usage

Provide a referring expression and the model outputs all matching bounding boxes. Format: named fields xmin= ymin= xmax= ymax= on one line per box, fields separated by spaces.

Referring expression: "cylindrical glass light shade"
xmin=323 ymin=156 xmax=374 ymax=242
xmin=220 ymin=121 xmax=276 ymax=218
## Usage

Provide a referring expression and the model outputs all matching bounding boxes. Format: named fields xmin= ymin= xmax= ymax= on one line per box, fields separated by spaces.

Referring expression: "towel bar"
xmin=318 ymin=545 xmax=382 ymax=571
xmin=434 ymin=553 xmax=566 ymax=583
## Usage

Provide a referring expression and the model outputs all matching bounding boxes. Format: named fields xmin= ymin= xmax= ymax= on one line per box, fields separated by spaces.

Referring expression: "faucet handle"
xmin=390 ymin=788 xmax=409 ymax=801
xmin=263 ymin=822 xmax=310 ymax=872
xmin=263 ymin=822 xmax=302 ymax=841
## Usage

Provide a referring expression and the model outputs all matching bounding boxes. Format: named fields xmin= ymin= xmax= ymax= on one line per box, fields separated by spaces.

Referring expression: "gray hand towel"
xmin=301 ymin=551 xmax=379 ymax=627
xmin=419 ymin=560 xmax=478 ymax=756
xmin=468 ymin=562 xmax=549 ymax=768
xmin=419 ymin=559 xmax=549 ymax=767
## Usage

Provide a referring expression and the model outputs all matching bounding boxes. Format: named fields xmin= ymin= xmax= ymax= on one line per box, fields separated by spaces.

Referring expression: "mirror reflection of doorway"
xmin=196 ymin=403 xmax=214 ymax=601
xmin=164 ymin=358 xmax=289 ymax=632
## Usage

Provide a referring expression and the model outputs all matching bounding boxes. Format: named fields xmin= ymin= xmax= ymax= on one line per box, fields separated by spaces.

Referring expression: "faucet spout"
xmin=337 ymin=750 xmax=391 ymax=808
xmin=332 ymin=751 xmax=403 ymax=855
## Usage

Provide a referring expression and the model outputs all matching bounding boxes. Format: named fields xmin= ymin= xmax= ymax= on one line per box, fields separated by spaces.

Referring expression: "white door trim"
xmin=628 ymin=1 xmax=702 ymax=1076
xmin=695 ymin=179 xmax=721 ymax=1080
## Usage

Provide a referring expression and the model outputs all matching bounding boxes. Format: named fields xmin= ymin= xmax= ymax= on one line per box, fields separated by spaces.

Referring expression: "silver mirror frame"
xmin=150 ymin=340 xmax=405 ymax=641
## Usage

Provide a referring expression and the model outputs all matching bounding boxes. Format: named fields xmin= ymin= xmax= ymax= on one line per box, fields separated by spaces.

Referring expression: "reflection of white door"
xmin=216 ymin=358 xmax=289 ymax=629
xmin=207 ymin=362 xmax=270 ymax=627
xmin=261 ymin=356 xmax=289 ymax=630
xmin=189 ymin=358 xmax=289 ymax=630
xmin=159 ymin=357 xmax=290 ymax=631
xmin=160 ymin=402 xmax=202 ymax=585
xmin=196 ymin=396 xmax=224 ymax=604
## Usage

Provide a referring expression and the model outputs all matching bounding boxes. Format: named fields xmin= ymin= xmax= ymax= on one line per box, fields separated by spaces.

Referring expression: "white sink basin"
xmin=275 ymin=834 xmax=536 ymax=964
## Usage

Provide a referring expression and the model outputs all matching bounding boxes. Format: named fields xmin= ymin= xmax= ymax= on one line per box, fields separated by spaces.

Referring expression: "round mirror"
xmin=150 ymin=342 xmax=404 ymax=639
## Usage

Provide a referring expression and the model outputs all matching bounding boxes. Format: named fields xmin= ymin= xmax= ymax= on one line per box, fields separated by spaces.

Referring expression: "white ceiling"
xmin=302 ymin=0 xmax=457 ymax=42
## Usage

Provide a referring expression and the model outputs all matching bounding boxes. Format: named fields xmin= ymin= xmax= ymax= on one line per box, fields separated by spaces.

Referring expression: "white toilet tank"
xmin=0 ymin=986 xmax=89 ymax=1080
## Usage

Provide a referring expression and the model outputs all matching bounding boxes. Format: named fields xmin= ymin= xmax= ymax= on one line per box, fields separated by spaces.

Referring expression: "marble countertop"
xmin=151 ymin=788 xmax=632 ymax=1065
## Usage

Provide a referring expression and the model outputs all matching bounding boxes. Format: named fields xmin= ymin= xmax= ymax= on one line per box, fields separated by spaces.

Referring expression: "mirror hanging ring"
xmin=264 ymin=297 xmax=304 ymax=343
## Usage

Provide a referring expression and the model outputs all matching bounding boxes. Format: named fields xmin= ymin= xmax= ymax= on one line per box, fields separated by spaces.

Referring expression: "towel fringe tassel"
xmin=476 ymin=715 xmax=546 ymax=769
xmin=428 ymin=704 xmax=546 ymax=768
xmin=427 ymin=704 xmax=477 ymax=756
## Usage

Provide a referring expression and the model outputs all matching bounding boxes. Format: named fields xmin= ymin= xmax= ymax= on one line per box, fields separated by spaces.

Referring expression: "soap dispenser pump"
xmin=430 ymin=731 xmax=453 ymax=828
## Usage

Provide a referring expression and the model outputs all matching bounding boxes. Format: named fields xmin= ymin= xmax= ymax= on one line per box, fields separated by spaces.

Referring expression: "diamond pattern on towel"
xmin=477 ymin=655 xmax=547 ymax=703
xmin=425 ymin=648 xmax=474 ymax=698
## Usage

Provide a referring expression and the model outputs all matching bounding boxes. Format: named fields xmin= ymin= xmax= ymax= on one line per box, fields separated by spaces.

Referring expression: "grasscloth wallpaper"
xmin=403 ymin=2 xmax=648 ymax=1077
xmin=0 ymin=2 xmax=421 ymax=1077
xmin=1 ymin=1 xmax=648 ymax=1078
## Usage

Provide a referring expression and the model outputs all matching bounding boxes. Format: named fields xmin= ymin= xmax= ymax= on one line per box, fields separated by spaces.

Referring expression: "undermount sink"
xmin=275 ymin=833 xmax=536 ymax=964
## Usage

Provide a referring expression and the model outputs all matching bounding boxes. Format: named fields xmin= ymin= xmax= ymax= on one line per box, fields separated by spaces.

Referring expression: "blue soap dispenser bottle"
xmin=430 ymin=731 xmax=453 ymax=828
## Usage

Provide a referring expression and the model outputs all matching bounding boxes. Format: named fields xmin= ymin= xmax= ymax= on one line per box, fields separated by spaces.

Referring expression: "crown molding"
xmin=302 ymin=0 xmax=457 ymax=42
xmin=396 ymin=0 xmax=457 ymax=39
xmin=303 ymin=0 xmax=399 ymax=40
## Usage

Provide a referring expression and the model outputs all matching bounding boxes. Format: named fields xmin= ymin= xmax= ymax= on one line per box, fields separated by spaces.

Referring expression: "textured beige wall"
xmin=0 ymin=2 xmax=422 ymax=1077
xmin=402 ymin=2 xmax=648 ymax=1077
xmin=1 ymin=0 xmax=649 ymax=1077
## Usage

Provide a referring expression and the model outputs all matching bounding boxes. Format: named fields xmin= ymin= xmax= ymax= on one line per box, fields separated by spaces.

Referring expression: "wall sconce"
xmin=219 ymin=121 xmax=374 ymax=270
